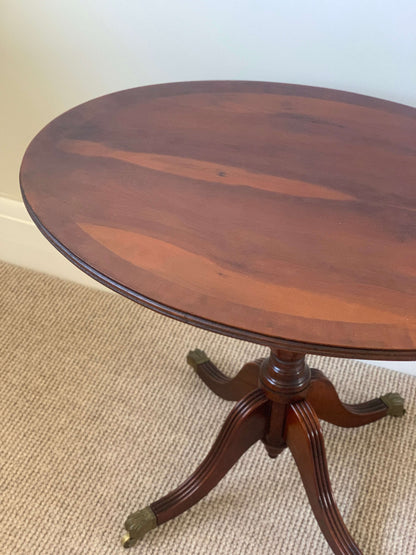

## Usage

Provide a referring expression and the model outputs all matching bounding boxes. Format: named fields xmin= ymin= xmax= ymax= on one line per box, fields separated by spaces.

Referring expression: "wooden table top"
xmin=20 ymin=81 xmax=416 ymax=359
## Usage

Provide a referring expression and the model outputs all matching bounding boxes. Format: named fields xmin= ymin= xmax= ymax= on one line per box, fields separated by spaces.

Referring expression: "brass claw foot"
xmin=380 ymin=393 xmax=406 ymax=417
xmin=122 ymin=506 xmax=157 ymax=548
xmin=186 ymin=348 xmax=210 ymax=369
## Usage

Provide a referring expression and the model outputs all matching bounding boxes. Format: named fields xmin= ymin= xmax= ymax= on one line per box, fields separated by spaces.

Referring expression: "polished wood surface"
xmin=285 ymin=400 xmax=362 ymax=554
xmin=20 ymin=81 xmax=416 ymax=358
xmin=193 ymin=354 xmax=391 ymax=428
xmin=151 ymin=389 xmax=268 ymax=525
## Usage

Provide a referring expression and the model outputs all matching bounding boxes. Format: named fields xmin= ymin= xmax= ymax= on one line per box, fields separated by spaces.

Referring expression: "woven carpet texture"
xmin=0 ymin=261 xmax=415 ymax=554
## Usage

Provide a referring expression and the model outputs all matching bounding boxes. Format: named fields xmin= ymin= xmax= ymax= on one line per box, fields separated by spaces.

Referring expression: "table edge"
xmin=20 ymin=188 xmax=416 ymax=362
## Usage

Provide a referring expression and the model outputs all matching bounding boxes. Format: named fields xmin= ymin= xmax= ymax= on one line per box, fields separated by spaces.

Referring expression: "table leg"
xmin=121 ymin=348 xmax=406 ymax=553
xmin=307 ymin=368 xmax=405 ymax=427
xmin=122 ymin=388 xmax=269 ymax=547
xmin=285 ymin=400 xmax=362 ymax=555
xmin=186 ymin=349 xmax=262 ymax=401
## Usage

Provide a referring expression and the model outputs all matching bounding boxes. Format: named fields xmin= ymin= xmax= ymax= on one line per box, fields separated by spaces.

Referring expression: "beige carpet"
xmin=1 ymin=261 xmax=415 ymax=554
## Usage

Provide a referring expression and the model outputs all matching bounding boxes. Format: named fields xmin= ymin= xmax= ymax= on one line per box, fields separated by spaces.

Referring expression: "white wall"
xmin=2 ymin=0 xmax=416 ymax=201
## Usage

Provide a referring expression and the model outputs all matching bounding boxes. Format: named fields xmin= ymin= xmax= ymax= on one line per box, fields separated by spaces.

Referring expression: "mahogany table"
xmin=20 ymin=81 xmax=416 ymax=554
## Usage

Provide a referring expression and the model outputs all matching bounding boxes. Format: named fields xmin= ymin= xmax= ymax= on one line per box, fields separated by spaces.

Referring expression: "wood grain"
xmin=307 ymin=368 xmax=389 ymax=427
xmin=190 ymin=356 xmax=262 ymax=402
xmin=285 ymin=400 xmax=362 ymax=554
xmin=150 ymin=389 xmax=268 ymax=524
xmin=20 ymin=81 xmax=416 ymax=358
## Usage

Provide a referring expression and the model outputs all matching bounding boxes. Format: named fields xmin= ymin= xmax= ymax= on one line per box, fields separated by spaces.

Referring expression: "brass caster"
xmin=123 ymin=506 xmax=157 ymax=547
xmin=380 ymin=393 xmax=406 ymax=417
xmin=121 ymin=532 xmax=137 ymax=549
xmin=186 ymin=348 xmax=210 ymax=370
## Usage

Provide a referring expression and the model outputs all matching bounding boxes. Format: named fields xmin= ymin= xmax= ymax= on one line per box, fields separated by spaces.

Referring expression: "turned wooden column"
xmin=259 ymin=349 xmax=311 ymax=458
xmin=259 ymin=349 xmax=311 ymax=402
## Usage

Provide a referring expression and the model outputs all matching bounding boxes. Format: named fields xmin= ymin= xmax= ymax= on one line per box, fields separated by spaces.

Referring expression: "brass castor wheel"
xmin=380 ymin=393 xmax=406 ymax=417
xmin=121 ymin=506 xmax=157 ymax=548
xmin=186 ymin=348 xmax=210 ymax=370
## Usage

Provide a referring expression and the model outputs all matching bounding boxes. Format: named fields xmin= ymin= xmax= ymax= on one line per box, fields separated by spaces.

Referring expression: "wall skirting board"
xmin=0 ymin=196 xmax=105 ymax=290
xmin=1 ymin=196 xmax=414 ymax=376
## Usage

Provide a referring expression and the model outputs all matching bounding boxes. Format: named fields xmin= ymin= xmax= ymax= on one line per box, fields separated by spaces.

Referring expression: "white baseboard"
xmin=1 ymin=197 xmax=414 ymax=375
xmin=0 ymin=196 xmax=106 ymax=290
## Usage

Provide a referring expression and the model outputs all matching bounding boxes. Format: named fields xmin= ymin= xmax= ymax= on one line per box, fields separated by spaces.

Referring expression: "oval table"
xmin=20 ymin=81 xmax=416 ymax=554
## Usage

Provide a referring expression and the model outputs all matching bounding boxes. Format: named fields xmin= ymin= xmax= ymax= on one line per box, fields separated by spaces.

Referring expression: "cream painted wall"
xmin=2 ymin=0 xmax=416 ymax=201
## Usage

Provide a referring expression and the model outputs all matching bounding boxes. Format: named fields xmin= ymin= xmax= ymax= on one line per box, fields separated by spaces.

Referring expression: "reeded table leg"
xmin=121 ymin=348 xmax=406 ymax=553
xmin=308 ymin=368 xmax=405 ymax=427
xmin=122 ymin=389 xmax=269 ymax=547
xmin=285 ymin=400 xmax=362 ymax=555
xmin=186 ymin=349 xmax=262 ymax=401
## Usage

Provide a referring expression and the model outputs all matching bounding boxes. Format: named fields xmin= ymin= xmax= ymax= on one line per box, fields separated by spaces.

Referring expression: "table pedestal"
xmin=121 ymin=348 xmax=405 ymax=554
